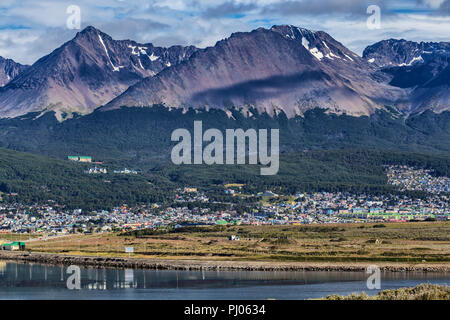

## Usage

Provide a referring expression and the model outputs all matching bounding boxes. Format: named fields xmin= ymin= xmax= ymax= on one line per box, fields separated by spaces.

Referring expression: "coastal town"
xmin=0 ymin=165 xmax=448 ymax=235
xmin=387 ymin=165 xmax=450 ymax=194
xmin=0 ymin=193 xmax=448 ymax=234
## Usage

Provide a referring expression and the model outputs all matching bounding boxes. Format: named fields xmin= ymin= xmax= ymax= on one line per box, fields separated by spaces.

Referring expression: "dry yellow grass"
xmin=323 ymin=284 xmax=450 ymax=300
xmin=22 ymin=222 xmax=450 ymax=263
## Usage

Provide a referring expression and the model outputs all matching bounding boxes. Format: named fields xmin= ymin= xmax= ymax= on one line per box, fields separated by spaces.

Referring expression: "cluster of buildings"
xmin=0 ymin=166 xmax=448 ymax=234
xmin=113 ymin=168 xmax=138 ymax=174
xmin=0 ymin=205 xmax=104 ymax=234
xmin=274 ymin=192 xmax=448 ymax=223
xmin=68 ymin=156 xmax=137 ymax=175
xmin=85 ymin=167 xmax=139 ymax=175
xmin=387 ymin=165 xmax=450 ymax=194
xmin=0 ymin=189 xmax=448 ymax=234
xmin=85 ymin=166 xmax=108 ymax=174
xmin=174 ymin=188 xmax=209 ymax=203
xmin=0 ymin=204 xmax=162 ymax=234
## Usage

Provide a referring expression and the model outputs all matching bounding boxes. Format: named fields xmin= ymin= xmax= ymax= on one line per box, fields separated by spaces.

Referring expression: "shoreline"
xmin=1 ymin=251 xmax=449 ymax=273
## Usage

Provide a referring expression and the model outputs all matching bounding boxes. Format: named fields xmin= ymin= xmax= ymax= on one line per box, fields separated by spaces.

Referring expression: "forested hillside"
xmin=0 ymin=147 xmax=448 ymax=210
xmin=0 ymin=107 xmax=449 ymax=165
xmin=0 ymin=148 xmax=171 ymax=209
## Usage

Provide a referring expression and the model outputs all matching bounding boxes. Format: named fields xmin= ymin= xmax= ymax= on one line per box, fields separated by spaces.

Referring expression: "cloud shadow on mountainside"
xmin=189 ymin=71 xmax=332 ymax=106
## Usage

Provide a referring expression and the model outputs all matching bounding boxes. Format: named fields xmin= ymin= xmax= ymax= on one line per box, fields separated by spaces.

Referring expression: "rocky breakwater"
xmin=1 ymin=251 xmax=449 ymax=272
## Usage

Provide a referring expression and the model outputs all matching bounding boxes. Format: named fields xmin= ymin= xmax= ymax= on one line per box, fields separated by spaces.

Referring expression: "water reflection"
xmin=0 ymin=261 xmax=448 ymax=299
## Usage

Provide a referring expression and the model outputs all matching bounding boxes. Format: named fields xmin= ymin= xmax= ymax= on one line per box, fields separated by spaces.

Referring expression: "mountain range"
xmin=363 ymin=39 xmax=450 ymax=114
xmin=0 ymin=25 xmax=448 ymax=119
xmin=0 ymin=26 xmax=197 ymax=119
xmin=0 ymin=56 xmax=28 ymax=87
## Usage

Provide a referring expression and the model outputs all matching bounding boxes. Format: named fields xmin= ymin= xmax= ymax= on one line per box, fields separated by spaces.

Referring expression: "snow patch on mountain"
xmin=398 ymin=55 xmax=424 ymax=66
xmin=344 ymin=54 xmax=354 ymax=62
xmin=309 ymin=47 xmax=324 ymax=61
xmin=301 ymin=37 xmax=310 ymax=50
xmin=99 ymin=34 xmax=122 ymax=72
xmin=149 ymin=53 xmax=159 ymax=61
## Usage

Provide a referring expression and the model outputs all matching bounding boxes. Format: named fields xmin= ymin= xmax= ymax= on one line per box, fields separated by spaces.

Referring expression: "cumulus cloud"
xmin=0 ymin=0 xmax=448 ymax=65
xmin=416 ymin=0 xmax=450 ymax=13
xmin=437 ymin=0 xmax=450 ymax=13
xmin=262 ymin=0 xmax=389 ymax=16
xmin=201 ymin=1 xmax=258 ymax=18
xmin=416 ymin=0 xmax=445 ymax=9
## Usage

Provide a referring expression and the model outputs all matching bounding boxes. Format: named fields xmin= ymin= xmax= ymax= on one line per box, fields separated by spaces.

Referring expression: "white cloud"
xmin=0 ymin=0 xmax=447 ymax=64
xmin=419 ymin=0 xmax=445 ymax=8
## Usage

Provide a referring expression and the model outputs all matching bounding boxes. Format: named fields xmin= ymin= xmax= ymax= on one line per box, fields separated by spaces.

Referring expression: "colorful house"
xmin=68 ymin=156 xmax=92 ymax=162
xmin=79 ymin=156 xmax=92 ymax=163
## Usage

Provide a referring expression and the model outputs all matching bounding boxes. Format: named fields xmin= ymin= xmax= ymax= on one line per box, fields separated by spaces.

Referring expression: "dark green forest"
xmin=0 ymin=106 xmax=449 ymax=165
xmin=0 ymin=106 xmax=449 ymax=210
xmin=150 ymin=149 xmax=450 ymax=197
xmin=0 ymin=148 xmax=172 ymax=210
xmin=0 ymin=146 xmax=448 ymax=210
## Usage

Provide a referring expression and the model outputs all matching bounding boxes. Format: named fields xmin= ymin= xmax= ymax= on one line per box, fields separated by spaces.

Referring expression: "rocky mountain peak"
xmin=363 ymin=38 xmax=450 ymax=67
xmin=103 ymin=25 xmax=406 ymax=118
xmin=0 ymin=56 xmax=29 ymax=87
xmin=0 ymin=25 xmax=448 ymax=120
xmin=0 ymin=27 xmax=197 ymax=119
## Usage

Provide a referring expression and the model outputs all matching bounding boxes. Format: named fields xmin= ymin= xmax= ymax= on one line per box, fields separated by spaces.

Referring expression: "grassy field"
xmin=0 ymin=233 xmax=41 ymax=242
xmin=17 ymin=222 xmax=450 ymax=263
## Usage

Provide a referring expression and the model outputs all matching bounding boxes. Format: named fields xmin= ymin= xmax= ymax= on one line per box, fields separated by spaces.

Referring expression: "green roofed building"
xmin=68 ymin=156 xmax=92 ymax=162
xmin=1 ymin=242 xmax=25 ymax=251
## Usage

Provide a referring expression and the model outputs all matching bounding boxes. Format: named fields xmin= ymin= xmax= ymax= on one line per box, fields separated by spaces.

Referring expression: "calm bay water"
xmin=0 ymin=261 xmax=448 ymax=300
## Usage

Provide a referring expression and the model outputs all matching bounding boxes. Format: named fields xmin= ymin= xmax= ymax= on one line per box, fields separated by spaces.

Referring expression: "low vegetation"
xmin=323 ymin=284 xmax=450 ymax=300
xmin=23 ymin=222 xmax=450 ymax=263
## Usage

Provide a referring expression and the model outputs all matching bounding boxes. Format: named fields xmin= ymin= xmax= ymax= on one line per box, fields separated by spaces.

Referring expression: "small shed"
xmin=1 ymin=242 xmax=26 ymax=251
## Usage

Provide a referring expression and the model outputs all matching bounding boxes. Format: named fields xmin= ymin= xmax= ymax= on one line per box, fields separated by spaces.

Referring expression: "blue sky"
xmin=0 ymin=0 xmax=449 ymax=64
